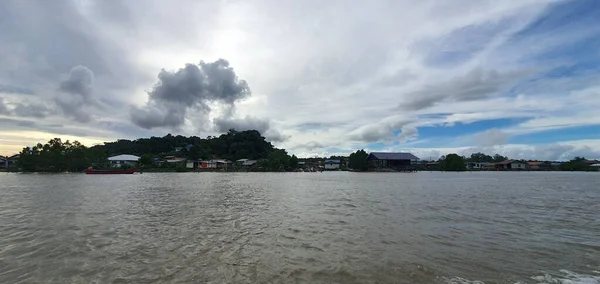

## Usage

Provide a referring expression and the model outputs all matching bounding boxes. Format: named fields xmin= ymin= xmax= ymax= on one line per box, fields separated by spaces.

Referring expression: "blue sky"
xmin=1 ymin=0 xmax=600 ymax=161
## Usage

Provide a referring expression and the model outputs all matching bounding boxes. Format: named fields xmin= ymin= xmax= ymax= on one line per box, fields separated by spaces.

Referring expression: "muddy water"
xmin=0 ymin=172 xmax=598 ymax=283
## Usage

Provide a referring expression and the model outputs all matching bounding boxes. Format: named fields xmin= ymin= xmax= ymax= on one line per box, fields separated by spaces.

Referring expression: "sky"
xmin=1 ymin=0 xmax=600 ymax=161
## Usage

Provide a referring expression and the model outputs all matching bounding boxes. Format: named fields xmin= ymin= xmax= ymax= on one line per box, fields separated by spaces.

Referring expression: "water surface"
xmin=1 ymin=172 xmax=599 ymax=283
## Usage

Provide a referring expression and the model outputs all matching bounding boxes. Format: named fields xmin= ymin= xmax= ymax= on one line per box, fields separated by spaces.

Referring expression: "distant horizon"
xmin=2 ymin=1 xmax=600 ymax=161
xmin=3 ymin=133 xmax=598 ymax=163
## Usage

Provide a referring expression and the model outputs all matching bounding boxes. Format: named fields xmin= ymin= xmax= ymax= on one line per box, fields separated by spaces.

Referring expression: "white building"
xmin=324 ymin=159 xmax=340 ymax=170
xmin=108 ymin=154 xmax=140 ymax=167
xmin=466 ymin=162 xmax=490 ymax=170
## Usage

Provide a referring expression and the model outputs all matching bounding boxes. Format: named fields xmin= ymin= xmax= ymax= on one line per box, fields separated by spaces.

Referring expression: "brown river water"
xmin=0 ymin=172 xmax=599 ymax=283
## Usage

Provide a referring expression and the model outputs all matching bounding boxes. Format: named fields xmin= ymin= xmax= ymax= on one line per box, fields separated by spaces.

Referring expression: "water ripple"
xmin=0 ymin=172 xmax=599 ymax=283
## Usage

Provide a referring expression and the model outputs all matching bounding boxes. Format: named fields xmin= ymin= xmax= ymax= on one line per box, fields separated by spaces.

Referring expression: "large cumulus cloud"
xmin=55 ymin=65 xmax=98 ymax=122
xmin=131 ymin=59 xmax=250 ymax=129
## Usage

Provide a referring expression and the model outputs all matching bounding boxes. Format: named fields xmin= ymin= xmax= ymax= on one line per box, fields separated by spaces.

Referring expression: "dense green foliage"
xmin=93 ymin=129 xmax=275 ymax=161
xmin=560 ymin=157 xmax=595 ymax=171
xmin=256 ymin=149 xmax=291 ymax=171
xmin=441 ymin=153 xmax=467 ymax=171
xmin=18 ymin=138 xmax=106 ymax=172
xmin=348 ymin=149 xmax=369 ymax=171
xmin=465 ymin=152 xmax=508 ymax=163
xmin=289 ymin=155 xmax=299 ymax=169
xmin=16 ymin=129 xmax=301 ymax=172
xmin=139 ymin=154 xmax=155 ymax=166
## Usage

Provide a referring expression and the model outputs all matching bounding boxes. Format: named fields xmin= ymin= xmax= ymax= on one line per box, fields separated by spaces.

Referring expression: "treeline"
xmin=433 ymin=152 xmax=509 ymax=172
xmin=432 ymin=153 xmax=598 ymax=172
xmin=17 ymin=129 xmax=300 ymax=172
xmin=94 ymin=129 xmax=276 ymax=161
xmin=345 ymin=150 xmax=598 ymax=172
xmin=559 ymin=157 xmax=597 ymax=171
xmin=18 ymin=138 xmax=107 ymax=172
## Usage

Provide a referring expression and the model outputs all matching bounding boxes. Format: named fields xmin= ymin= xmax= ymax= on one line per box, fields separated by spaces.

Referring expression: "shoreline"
xmin=2 ymin=169 xmax=597 ymax=174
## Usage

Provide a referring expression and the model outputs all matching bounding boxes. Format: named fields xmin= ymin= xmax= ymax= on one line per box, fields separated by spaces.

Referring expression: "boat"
xmin=84 ymin=166 xmax=140 ymax=174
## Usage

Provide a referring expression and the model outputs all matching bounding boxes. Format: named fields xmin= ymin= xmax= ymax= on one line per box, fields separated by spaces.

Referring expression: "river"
xmin=0 ymin=172 xmax=598 ymax=283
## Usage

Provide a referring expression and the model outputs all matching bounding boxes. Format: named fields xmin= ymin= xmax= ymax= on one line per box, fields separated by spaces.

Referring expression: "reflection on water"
xmin=0 ymin=172 xmax=599 ymax=283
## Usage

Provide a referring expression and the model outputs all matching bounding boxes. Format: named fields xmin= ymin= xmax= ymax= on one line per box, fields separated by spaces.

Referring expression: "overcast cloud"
xmin=1 ymin=0 xmax=600 ymax=160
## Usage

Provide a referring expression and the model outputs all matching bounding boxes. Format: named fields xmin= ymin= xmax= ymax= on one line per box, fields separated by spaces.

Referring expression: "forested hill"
xmin=91 ymin=129 xmax=277 ymax=161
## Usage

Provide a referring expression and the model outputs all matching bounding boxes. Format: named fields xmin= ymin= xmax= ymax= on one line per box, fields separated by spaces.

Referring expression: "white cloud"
xmin=473 ymin=129 xmax=510 ymax=147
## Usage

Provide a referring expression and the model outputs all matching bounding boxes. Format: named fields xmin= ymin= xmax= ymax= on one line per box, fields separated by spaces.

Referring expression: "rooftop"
xmin=368 ymin=152 xmax=419 ymax=160
xmin=324 ymin=159 xmax=340 ymax=164
xmin=496 ymin=159 xmax=527 ymax=165
xmin=108 ymin=154 xmax=140 ymax=161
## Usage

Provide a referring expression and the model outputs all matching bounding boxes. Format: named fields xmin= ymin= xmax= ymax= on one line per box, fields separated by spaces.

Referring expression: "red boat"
xmin=84 ymin=167 xmax=140 ymax=174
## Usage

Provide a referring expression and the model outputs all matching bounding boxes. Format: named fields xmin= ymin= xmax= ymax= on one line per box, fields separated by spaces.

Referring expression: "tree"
xmin=18 ymin=138 xmax=106 ymax=172
xmin=139 ymin=154 xmax=155 ymax=167
xmin=492 ymin=154 xmax=508 ymax=163
xmin=348 ymin=149 xmax=369 ymax=171
xmin=289 ymin=154 xmax=299 ymax=169
xmin=266 ymin=149 xmax=290 ymax=171
xmin=467 ymin=152 xmax=494 ymax=162
xmin=441 ymin=153 xmax=466 ymax=171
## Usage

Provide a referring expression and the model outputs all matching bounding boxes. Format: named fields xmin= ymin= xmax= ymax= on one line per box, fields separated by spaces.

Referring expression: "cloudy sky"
xmin=1 ymin=0 xmax=600 ymax=160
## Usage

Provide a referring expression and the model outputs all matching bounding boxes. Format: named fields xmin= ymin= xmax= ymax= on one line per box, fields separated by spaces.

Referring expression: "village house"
xmin=0 ymin=155 xmax=20 ymax=170
xmin=527 ymin=161 xmax=552 ymax=171
xmin=495 ymin=160 xmax=528 ymax=171
xmin=367 ymin=152 xmax=420 ymax=171
xmin=425 ymin=161 xmax=439 ymax=170
xmin=200 ymin=160 xmax=217 ymax=169
xmin=527 ymin=161 xmax=542 ymax=170
xmin=231 ymin=158 xmax=257 ymax=169
xmin=483 ymin=163 xmax=497 ymax=171
xmin=242 ymin=160 xmax=257 ymax=167
xmin=324 ymin=159 xmax=341 ymax=170
xmin=7 ymin=154 xmax=19 ymax=168
xmin=186 ymin=160 xmax=198 ymax=169
xmin=164 ymin=156 xmax=186 ymax=164
xmin=192 ymin=159 xmax=231 ymax=169
xmin=466 ymin=162 xmax=490 ymax=170
xmin=108 ymin=154 xmax=140 ymax=168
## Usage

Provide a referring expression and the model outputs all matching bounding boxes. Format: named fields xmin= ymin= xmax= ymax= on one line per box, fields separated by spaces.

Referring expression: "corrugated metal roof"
xmin=368 ymin=152 xmax=419 ymax=160
xmin=324 ymin=159 xmax=340 ymax=163
xmin=108 ymin=154 xmax=140 ymax=161
xmin=496 ymin=159 xmax=527 ymax=165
